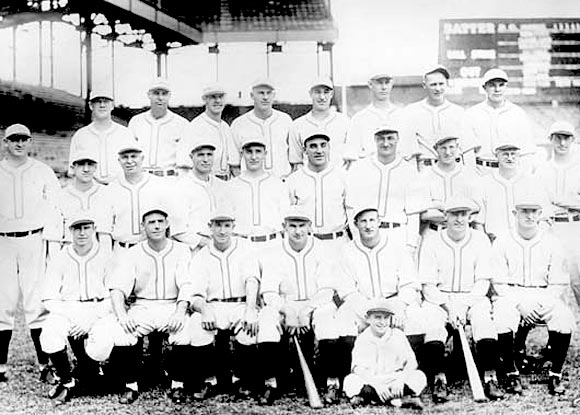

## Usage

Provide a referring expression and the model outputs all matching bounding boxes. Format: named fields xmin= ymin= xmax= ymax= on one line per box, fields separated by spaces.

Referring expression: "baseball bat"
xmin=457 ymin=325 xmax=487 ymax=402
xmin=293 ymin=336 xmax=324 ymax=409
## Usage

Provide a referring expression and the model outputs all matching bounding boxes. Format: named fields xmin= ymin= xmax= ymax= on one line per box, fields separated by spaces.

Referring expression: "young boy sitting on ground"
xmin=343 ymin=299 xmax=426 ymax=409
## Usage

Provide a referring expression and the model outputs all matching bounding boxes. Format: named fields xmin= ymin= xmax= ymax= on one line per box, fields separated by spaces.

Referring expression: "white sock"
xmin=126 ymin=382 xmax=139 ymax=392
xmin=171 ymin=380 xmax=184 ymax=389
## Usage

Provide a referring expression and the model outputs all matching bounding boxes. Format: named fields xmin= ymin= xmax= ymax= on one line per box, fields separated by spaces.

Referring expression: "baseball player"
xmin=179 ymin=138 xmax=229 ymax=253
xmin=419 ymin=196 xmax=504 ymax=402
xmin=419 ymin=132 xmax=484 ymax=239
xmin=188 ymin=209 xmax=260 ymax=401
xmin=334 ymin=206 xmax=426 ymax=388
xmin=534 ymin=121 xmax=580 ymax=307
xmin=229 ymin=78 xmax=293 ymax=178
xmin=480 ymin=139 xmax=550 ymax=241
xmin=227 ymin=136 xmax=289 ymax=246
xmin=399 ymin=66 xmax=473 ymax=169
xmin=0 ymin=124 xmax=61 ymax=383
xmin=68 ymin=90 xmax=136 ymax=184
xmin=55 ymin=151 xmax=112 ymax=248
xmin=344 ymin=300 xmax=426 ymax=410
xmin=128 ymin=77 xmax=189 ymax=178
xmin=86 ymin=205 xmax=193 ymax=404
xmin=344 ymin=71 xmax=407 ymax=160
xmin=287 ymin=77 xmax=351 ymax=171
xmin=465 ymin=68 xmax=537 ymax=175
xmin=491 ymin=194 xmax=574 ymax=396
xmin=40 ymin=214 xmax=112 ymax=404
xmin=286 ymin=133 xmax=349 ymax=252
xmin=345 ymin=124 xmax=428 ymax=252
xmin=177 ymin=84 xmax=232 ymax=180
xmin=257 ymin=207 xmax=341 ymax=405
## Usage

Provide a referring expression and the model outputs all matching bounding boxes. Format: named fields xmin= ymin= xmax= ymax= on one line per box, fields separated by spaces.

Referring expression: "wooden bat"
xmin=293 ymin=336 xmax=324 ymax=409
xmin=457 ymin=325 xmax=487 ymax=402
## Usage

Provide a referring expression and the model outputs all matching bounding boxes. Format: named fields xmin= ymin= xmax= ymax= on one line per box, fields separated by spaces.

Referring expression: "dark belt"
xmin=146 ymin=168 xmax=176 ymax=177
xmin=210 ymin=296 xmax=247 ymax=303
xmin=554 ymin=215 xmax=580 ymax=223
xmin=418 ymin=158 xmax=435 ymax=166
xmin=79 ymin=298 xmax=104 ymax=303
xmin=117 ymin=241 xmax=138 ymax=248
xmin=507 ymin=284 xmax=548 ymax=288
xmin=429 ymin=223 xmax=446 ymax=231
xmin=214 ymin=173 xmax=230 ymax=181
xmin=379 ymin=222 xmax=401 ymax=229
xmin=476 ymin=158 xmax=499 ymax=168
xmin=313 ymin=230 xmax=345 ymax=240
xmin=0 ymin=227 xmax=43 ymax=238
xmin=238 ymin=232 xmax=280 ymax=242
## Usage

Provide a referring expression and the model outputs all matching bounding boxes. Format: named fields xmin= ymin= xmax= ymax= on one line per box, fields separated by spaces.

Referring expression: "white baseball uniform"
xmin=345 ymin=155 xmax=428 ymax=247
xmin=128 ymin=110 xmax=189 ymax=173
xmin=287 ymin=111 xmax=351 ymax=167
xmin=0 ymin=158 xmax=60 ymax=330
xmin=258 ymin=237 xmax=338 ymax=343
xmin=491 ymin=229 xmax=575 ymax=334
xmin=419 ymin=228 xmax=496 ymax=342
xmin=229 ymin=109 xmax=293 ymax=178
xmin=188 ymin=238 xmax=260 ymax=347
xmin=344 ymin=104 xmax=406 ymax=160
xmin=68 ymin=122 xmax=136 ymax=184
xmin=40 ymin=243 xmax=112 ymax=354
xmin=177 ymin=112 xmax=232 ymax=177
xmin=86 ymin=240 xmax=193 ymax=361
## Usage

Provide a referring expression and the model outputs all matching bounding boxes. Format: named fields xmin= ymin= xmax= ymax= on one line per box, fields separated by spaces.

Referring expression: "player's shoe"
xmin=548 ymin=375 xmax=565 ymax=396
xmin=432 ymin=375 xmax=449 ymax=403
xmin=504 ymin=374 xmax=523 ymax=395
xmin=484 ymin=379 xmax=505 ymax=400
xmin=192 ymin=381 xmax=216 ymax=401
xmin=258 ymin=384 xmax=278 ymax=406
xmin=169 ymin=387 xmax=186 ymax=404
xmin=323 ymin=384 xmax=340 ymax=404
xmin=119 ymin=388 xmax=139 ymax=404
xmin=54 ymin=384 xmax=74 ymax=406
xmin=400 ymin=396 xmax=424 ymax=411
xmin=0 ymin=372 xmax=7 ymax=383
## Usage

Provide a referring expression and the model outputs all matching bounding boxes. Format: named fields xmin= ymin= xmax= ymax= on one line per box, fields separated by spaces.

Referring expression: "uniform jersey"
xmin=260 ymin=237 xmax=334 ymax=301
xmin=481 ymin=171 xmax=549 ymax=237
xmin=190 ymin=238 xmax=260 ymax=301
xmin=0 ymin=158 xmax=60 ymax=236
xmin=56 ymin=183 xmax=112 ymax=242
xmin=176 ymin=112 xmax=232 ymax=177
xmin=229 ymin=109 xmax=293 ymax=178
xmin=345 ymin=104 xmax=405 ymax=160
xmin=105 ymin=173 xmax=185 ymax=244
xmin=418 ymin=229 xmax=492 ymax=293
xmin=533 ymin=158 xmax=580 ymax=216
xmin=42 ymin=243 xmax=111 ymax=301
xmin=286 ymin=165 xmax=347 ymax=234
xmin=227 ymin=172 xmax=289 ymax=236
xmin=109 ymin=240 xmax=192 ymax=301
xmin=128 ymin=109 xmax=189 ymax=171
xmin=399 ymin=99 xmax=470 ymax=159
xmin=68 ymin=122 xmax=136 ymax=184
xmin=492 ymin=229 xmax=568 ymax=288
xmin=338 ymin=234 xmax=419 ymax=302
xmin=287 ymin=110 xmax=351 ymax=166
xmin=465 ymin=100 xmax=534 ymax=160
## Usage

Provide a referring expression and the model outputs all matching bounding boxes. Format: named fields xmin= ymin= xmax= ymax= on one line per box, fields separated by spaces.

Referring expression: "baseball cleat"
xmin=119 ymin=388 xmax=139 ymax=404
xmin=484 ymin=379 xmax=505 ymax=400
xmin=504 ymin=374 xmax=523 ymax=395
xmin=548 ymin=375 xmax=565 ymax=396
xmin=169 ymin=387 xmax=186 ymax=404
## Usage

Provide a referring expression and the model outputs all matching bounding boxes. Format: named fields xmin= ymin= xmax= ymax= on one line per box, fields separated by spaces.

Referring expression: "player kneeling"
xmin=344 ymin=300 xmax=426 ymax=410
xmin=40 ymin=214 xmax=112 ymax=405
xmin=85 ymin=205 xmax=193 ymax=405
xmin=492 ymin=195 xmax=574 ymax=396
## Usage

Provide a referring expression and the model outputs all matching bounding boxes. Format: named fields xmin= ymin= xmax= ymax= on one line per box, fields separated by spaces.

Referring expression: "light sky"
xmin=0 ymin=0 xmax=577 ymax=107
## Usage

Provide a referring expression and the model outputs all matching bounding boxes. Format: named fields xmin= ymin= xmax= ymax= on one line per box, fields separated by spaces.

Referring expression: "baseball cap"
xmin=209 ymin=208 xmax=235 ymax=222
xmin=304 ymin=133 xmax=330 ymax=146
xmin=424 ymin=65 xmax=450 ymax=80
xmin=5 ymin=124 xmax=31 ymax=140
xmin=443 ymin=196 xmax=476 ymax=213
xmin=482 ymin=68 xmax=508 ymax=85
xmin=70 ymin=150 xmax=98 ymax=165
xmin=494 ymin=139 xmax=520 ymax=153
xmin=189 ymin=137 xmax=217 ymax=153
xmin=117 ymin=141 xmax=143 ymax=155
xmin=309 ymin=76 xmax=333 ymax=90
xmin=89 ymin=89 xmax=114 ymax=101
xmin=241 ymin=136 xmax=267 ymax=150
xmin=547 ymin=121 xmax=575 ymax=138
xmin=374 ymin=123 xmax=400 ymax=135
xmin=251 ymin=78 xmax=275 ymax=90
xmin=514 ymin=193 xmax=542 ymax=210
xmin=68 ymin=212 xmax=96 ymax=229
xmin=433 ymin=129 xmax=461 ymax=149
xmin=352 ymin=206 xmax=379 ymax=222
xmin=141 ymin=204 xmax=170 ymax=222
xmin=369 ymin=71 xmax=393 ymax=81
xmin=202 ymin=83 xmax=226 ymax=97
xmin=149 ymin=77 xmax=171 ymax=92
xmin=283 ymin=206 xmax=312 ymax=222
xmin=366 ymin=299 xmax=395 ymax=316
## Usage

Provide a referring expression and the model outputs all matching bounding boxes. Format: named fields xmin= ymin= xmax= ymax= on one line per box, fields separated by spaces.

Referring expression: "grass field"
xmin=1 ymin=309 xmax=580 ymax=415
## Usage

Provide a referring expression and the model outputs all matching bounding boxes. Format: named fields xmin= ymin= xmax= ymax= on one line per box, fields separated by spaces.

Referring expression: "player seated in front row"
xmin=343 ymin=299 xmax=426 ymax=410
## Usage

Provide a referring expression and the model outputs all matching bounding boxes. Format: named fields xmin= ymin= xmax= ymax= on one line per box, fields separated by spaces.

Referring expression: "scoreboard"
xmin=439 ymin=18 xmax=580 ymax=95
